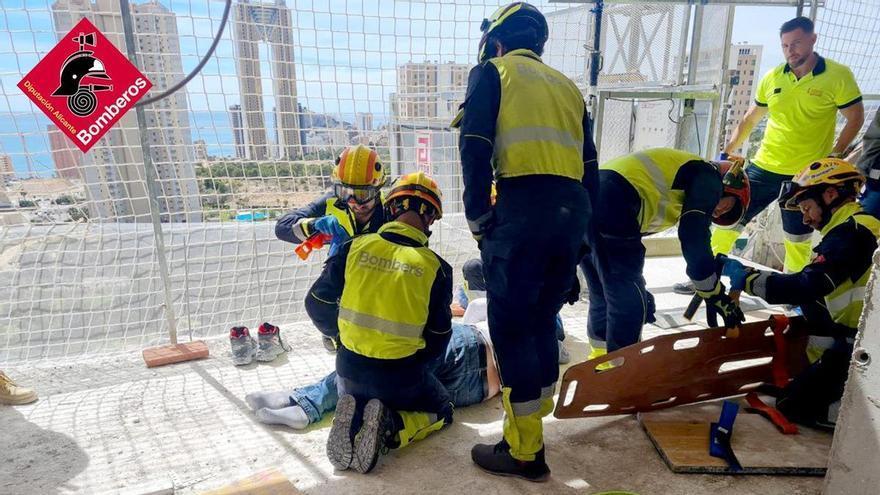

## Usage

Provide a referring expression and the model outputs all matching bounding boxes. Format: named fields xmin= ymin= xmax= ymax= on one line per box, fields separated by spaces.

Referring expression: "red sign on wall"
xmin=17 ymin=18 xmax=152 ymax=152
xmin=416 ymin=131 xmax=431 ymax=174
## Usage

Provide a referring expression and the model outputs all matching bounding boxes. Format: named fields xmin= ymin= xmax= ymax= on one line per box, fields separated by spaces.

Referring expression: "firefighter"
xmin=304 ymin=172 xmax=454 ymax=474
xmin=453 ymin=2 xmax=595 ymax=481
xmin=583 ymin=148 xmax=751 ymax=358
xmin=723 ymin=158 xmax=878 ymax=429
xmin=275 ymin=144 xmax=386 ymax=256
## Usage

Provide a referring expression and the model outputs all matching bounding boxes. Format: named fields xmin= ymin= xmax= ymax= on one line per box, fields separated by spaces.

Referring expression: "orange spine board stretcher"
xmin=555 ymin=315 xmax=809 ymax=419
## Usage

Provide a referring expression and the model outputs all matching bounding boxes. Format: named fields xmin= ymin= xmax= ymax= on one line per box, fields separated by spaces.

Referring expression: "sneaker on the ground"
xmin=256 ymin=322 xmax=288 ymax=362
xmin=0 ymin=371 xmax=37 ymax=405
xmin=672 ymin=280 xmax=696 ymax=295
xmin=230 ymin=326 xmax=257 ymax=366
xmin=352 ymin=398 xmax=396 ymax=474
xmin=557 ymin=343 xmax=571 ymax=365
xmin=471 ymin=439 xmax=550 ymax=482
xmin=327 ymin=394 xmax=358 ymax=470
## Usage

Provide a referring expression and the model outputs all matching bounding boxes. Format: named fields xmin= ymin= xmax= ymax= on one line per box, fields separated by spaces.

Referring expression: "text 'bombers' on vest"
xmin=357 ymin=250 xmax=424 ymax=276
xmin=75 ymin=77 xmax=148 ymax=145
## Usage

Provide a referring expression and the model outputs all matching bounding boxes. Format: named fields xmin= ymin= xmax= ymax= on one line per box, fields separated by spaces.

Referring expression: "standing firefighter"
xmin=723 ymin=159 xmax=878 ymax=428
xmin=304 ymin=172 xmax=454 ymax=474
xmin=582 ymin=148 xmax=751 ymax=358
xmin=453 ymin=2 xmax=596 ymax=481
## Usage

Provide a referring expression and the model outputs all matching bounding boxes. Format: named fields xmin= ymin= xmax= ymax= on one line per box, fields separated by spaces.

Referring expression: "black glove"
xmin=706 ymin=292 xmax=745 ymax=329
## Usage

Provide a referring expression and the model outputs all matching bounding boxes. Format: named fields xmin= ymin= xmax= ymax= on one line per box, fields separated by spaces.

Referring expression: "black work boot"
xmin=352 ymin=398 xmax=400 ymax=474
xmin=471 ymin=439 xmax=550 ymax=482
xmin=327 ymin=394 xmax=358 ymax=470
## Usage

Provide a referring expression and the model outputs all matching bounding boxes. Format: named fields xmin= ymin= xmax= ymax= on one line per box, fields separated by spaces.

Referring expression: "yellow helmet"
xmin=332 ymin=145 xmax=385 ymax=187
xmin=385 ymin=171 xmax=443 ymax=220
xmin=779 ymin=158 xmax=864 ymax=210
xmin=478 ymin=2 xmax=548 ymax=63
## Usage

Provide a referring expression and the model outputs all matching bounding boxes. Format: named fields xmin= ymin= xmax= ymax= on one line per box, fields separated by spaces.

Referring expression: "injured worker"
xmin=722 ymin=158 xmax=878 ymax=430
xmin=245 ymin=318 xmax=501 ymax=429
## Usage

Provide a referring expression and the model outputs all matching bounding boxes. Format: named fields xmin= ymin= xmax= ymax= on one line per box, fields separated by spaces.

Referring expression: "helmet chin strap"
xmin=815 ymin=187 xmax=849 ymax=229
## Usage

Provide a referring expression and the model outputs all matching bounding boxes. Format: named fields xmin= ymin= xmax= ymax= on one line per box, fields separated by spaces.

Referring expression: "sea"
xmin=0 ymin=109 xmax=387 ymax=177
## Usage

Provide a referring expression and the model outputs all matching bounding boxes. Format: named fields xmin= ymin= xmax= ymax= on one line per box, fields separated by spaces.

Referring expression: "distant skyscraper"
xmin=0 ymin=154 xmax=14 ymax=185
xmin=194 ymin=140 xmax=209 ymax=162
xmin=229 ymin=104 xmax=246 ymax=159
xmin=356 ymin=112 xmax=374 ymax=132
xmin=724 ymin=44 xmax=763 ymax=155
xmin=394 ymin=62 xmax=469 ymax=121
xmin=232 ymin=0 xmax=301 ymax=160
xmin=51 ymin=0 xmax=202 ymax=222
xmin=47 ymin=124 xmax=82 ymax=180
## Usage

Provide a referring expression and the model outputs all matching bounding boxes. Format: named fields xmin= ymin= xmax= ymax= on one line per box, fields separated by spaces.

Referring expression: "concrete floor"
xmin=0 ymin=257 xmax=824 ymax=494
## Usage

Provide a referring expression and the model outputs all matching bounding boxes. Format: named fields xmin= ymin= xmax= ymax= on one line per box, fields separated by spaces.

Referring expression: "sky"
xmin=0 ymin=1 xmax=814 ymax=175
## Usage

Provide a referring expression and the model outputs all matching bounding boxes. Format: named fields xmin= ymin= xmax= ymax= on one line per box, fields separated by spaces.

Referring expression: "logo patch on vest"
xmin=357 ymin=251 xmax=424 ymax=277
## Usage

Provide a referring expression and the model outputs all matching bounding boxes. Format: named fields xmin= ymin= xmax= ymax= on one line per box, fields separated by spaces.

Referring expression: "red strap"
xmin=770 ymin=315 xmax=789 ymax=388
xmin=745 ymin=392 xmax=798 ymax=434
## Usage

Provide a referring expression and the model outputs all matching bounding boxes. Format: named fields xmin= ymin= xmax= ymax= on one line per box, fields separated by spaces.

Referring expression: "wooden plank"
xmin=200 ymin=469 xmax=301 ymax=495
xmin=142 ymin=341 xmax=209 ymax=368
xmin=640 ymin=400 xmax=832 ymax=475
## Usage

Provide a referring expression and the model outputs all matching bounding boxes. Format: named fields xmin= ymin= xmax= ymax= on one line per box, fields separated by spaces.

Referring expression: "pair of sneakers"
xmin=327 ymin=394 xmax=398 ymax=474
xmin=230 ymin=323 xmax=289 ymax=366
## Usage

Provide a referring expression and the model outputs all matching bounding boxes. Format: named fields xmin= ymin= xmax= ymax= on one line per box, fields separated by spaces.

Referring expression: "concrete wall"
xmin=824 ymin=251 xmax=880 ymax=494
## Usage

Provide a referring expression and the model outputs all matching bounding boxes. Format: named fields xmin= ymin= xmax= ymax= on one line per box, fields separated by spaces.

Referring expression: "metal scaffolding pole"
xmin=118 ymin=0 xmax=181 ymax=344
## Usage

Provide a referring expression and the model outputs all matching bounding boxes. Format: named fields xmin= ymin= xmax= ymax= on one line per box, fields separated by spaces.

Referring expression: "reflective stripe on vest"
xmin=338 ymin=221 xmax=440 ymax=360
xmin=325 ymin=197 xmax=356 ymax=236
xmin=601 ymin=148 xmax=698 ymax=234
xmin=489 ymin=49 xmax=585 ymax=181
xmin=819 ymin=205 xmax=880 ymax=331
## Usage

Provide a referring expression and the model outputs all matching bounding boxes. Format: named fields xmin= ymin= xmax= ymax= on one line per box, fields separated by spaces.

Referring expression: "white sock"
xmin=245 ymin=390 xmax=293 ymax=411
xmin=256 ymin=406 xmax=310 ymax=429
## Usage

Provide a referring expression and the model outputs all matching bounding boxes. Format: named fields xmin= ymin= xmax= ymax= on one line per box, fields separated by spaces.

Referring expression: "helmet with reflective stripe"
xmin=712 ymin=158 xmax=751 ymax=227
xmin=385 ymin=171 xmax=443 ymax=220
xmin=332 ymin=145 xmax=385 ymax=187
xmin=478 ymin=2 xmax=548 ymax=63
xmin=779 ymin=158 xmax=864 ymax=211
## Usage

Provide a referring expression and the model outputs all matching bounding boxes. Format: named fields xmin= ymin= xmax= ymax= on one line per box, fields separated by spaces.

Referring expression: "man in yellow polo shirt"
xmin=675 ymin=16 xmax=864 ymax=294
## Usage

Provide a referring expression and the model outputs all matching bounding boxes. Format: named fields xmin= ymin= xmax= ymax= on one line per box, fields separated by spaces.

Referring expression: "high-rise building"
xmin=232 ymin=0 xmax=301 ymax=160
xmin=194 ymin=140 xmax=209 ymax=162
xmin=47 ymin=124 xmax=82 ymax=180
xmin=388 ymin=62 xmax=470 ymax=215
xmin=51 ymin=0 xmax=202 ymax=222
xmin=356 ymin=112 xmax=374 ymax=132
xmin=724 ymin=44 xmax=763 ymax=155
xmin=393 ymin=62 xmax=469 ymax=122
xmin=229 ymin=104 xmax=246 ymax=159
xmin=0 ymin=154 xmax=14 ymax=185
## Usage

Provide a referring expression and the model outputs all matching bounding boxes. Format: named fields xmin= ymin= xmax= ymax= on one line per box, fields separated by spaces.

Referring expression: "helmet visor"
xmin=334 ymin=183 xmax=380 ymax=205
xmin=778 ymin=181 xmax=809 ymax=211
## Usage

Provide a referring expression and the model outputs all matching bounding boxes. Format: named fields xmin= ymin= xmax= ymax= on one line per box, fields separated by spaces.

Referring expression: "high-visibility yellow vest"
xmin=601 ymin=148 xmax=704 ymax=234
xmin=338 ymin=221 xmax=441 ymax=359
xmin=820 ymin=203 xmax=880 ymax=328
xmin=489 ymin=49 xmax=585 ymax=181
xmin=807 ymin=202 xmax=880 ymax=362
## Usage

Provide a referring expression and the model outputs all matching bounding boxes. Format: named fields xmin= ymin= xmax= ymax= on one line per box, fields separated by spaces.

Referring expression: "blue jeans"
xmin=860 ymin=184 xmax=880 ymax=218
xmin=290 ymin=323 xmax=488 ymax=424
xmin=737 ymin=163 xmax=812 ymax=238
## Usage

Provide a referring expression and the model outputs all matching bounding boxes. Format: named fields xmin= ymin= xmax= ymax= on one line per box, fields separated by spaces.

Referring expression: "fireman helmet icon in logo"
xmin=51 ymin=32 xmax=113 ymax=117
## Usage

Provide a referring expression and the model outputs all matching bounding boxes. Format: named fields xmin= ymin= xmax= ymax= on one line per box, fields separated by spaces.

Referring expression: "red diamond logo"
xmin=17 ymin=18 xmax=152 ymax=153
